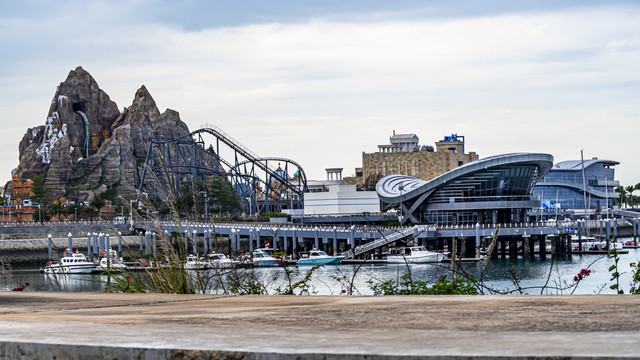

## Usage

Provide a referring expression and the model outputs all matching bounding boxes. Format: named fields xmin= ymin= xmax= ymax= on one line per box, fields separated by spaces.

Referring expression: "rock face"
xmin=9 ymin=67 xmax=191 ymax=202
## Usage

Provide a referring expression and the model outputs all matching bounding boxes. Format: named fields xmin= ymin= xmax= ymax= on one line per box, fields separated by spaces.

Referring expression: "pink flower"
xmin=341 ymin=289 xmax=346 ymax=294
xmin=24 ymin=282 xmax=30 ymax=287
xmin=127 ymin=275 xmax=133 ymax=279
xmin=574 ymin=276 xmax=579 ymax=282
xmin=277 ymin=261 xmax=283 ymax=266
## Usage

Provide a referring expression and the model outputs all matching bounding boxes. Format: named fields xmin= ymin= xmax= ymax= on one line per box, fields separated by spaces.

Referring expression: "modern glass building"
xmin=376 ymin=153 xmax=553 ymax=225
xmin=533 ymin=158 xmax=619 ymax=211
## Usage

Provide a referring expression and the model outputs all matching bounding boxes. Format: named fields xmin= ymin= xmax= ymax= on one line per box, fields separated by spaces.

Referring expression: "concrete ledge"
xmin=2 ymin=293 xmax=640 ymax=359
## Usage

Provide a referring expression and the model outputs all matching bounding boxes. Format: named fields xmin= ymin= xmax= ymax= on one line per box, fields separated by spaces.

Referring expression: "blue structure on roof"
xmin=533 ymin=157 xmax=619 ymax=211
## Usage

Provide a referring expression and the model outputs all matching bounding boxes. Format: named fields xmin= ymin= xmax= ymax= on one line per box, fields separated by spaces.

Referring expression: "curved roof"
xmin=376 ymin=153 xmax=554 ymax=203
xmin=551 ymin=158 xmax=619 ymax=171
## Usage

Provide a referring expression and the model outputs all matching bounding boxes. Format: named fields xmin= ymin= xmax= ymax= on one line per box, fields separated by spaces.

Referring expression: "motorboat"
xmin=386 ymin=246 xmax=445 ymax=264
xmin=44 ymin=250 xmax=97 ymax=274
xmin=205 ymin=253 xmax=234 ymax=268
xmin=184 ymin=255 xmax=207 ymax=270
xmin=297 ymin=249 xmax=343 ymax=266
xmin=97 ymin=249 xmax=127 ymax=272
xmin=572 ymin=240 xmax=625 ymax=253
xmin=252 ymin=248 xmax=279 ymax=267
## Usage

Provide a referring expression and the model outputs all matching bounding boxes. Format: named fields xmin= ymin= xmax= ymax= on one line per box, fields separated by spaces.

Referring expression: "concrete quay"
xmin=2 ymin=293 xmax=640 ymax=359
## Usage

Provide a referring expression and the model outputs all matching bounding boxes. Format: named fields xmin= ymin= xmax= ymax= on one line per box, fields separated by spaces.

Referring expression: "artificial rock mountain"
xmin=7 ymin=66 xmax=191 ymax=203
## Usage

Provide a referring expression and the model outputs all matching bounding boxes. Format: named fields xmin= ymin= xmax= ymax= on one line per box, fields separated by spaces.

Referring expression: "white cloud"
xmin=0 ymin=5 xmax=639 ymax=185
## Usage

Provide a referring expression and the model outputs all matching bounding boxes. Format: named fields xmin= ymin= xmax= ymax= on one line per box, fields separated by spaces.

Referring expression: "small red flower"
xmin=24 ymin=282 xmax=30 ymax=286
xmin=277 ymin=261 xmax=283 ymax=266
xmin=127 ymin=275 xmax=133 ymax=279
xmin=341 ymin=289 xmax=346 ymax=294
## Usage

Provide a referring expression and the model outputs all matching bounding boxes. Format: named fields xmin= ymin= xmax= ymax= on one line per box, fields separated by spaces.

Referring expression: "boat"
xmin=184 ymin=254 xmax=207 ymax=270
xmin=386 ymin=246 xmax=445 ymax=264
xmin=205 ymin=253 xmax=234 ymax=268
xmin=97 ymin=249 xmax=127 ymax=272
xmin=297 ymin=249 xmax=343 ymax=266
xmin=44 ymin=250 xmax=97 ymax=274
xmin=572 ymin=239 xmax=626 ymax=253
xmin=252 ymin=248 xmax=279 ymax=267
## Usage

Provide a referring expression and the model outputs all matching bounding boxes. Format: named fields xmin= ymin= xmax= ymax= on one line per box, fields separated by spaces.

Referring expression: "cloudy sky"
xmin=1 ymin=0 xmax=639 ymax=185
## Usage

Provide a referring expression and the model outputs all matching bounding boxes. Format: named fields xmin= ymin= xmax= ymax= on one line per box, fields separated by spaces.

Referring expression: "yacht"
xmin=205 ymin=253 xmax=234 ymax=268
xmin=184 ymin=255 xmax=207 ymax=270
xmin=297 ymin=249 xmax=343 ymax=266
xmin=97 ymin=249 xmax=127 ymax=272
xmin=252 ymin=248 xmax=279 ymax=267
xmin=386 ymin=246 xmax=445 ymax=264
xmin=44 ymin=250 xmax=97 ymax=274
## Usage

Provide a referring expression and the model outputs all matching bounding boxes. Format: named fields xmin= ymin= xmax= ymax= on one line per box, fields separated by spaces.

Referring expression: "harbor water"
xmin=4 ymin=241 xmax=640 ymax=295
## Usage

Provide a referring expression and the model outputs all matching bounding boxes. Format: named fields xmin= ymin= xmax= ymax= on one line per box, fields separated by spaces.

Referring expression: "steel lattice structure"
xmin=137 ymin=127 xmax=308 ymax=215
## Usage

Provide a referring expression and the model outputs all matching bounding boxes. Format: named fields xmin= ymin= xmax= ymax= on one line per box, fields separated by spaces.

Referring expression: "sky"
xmin=1 ymin=0 xmax=639 ymax=186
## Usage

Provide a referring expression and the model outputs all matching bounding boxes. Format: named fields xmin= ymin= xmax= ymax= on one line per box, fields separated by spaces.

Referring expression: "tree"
xmin=208 ymin=177 xmax=241 ymax=216
xmin=614 ymin=186 xmax=627 ymax=209
xmin=89 ymin=188 xmax=119 ymax=219
xmin=30 ymin=174 xmax=51 ymax=206
xmin=626 ymin=185 xmax=637 ymax=208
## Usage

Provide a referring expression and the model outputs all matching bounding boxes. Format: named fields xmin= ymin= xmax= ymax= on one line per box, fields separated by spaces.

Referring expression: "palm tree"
xmin=615 ymin=186 xmax=627 ymax=209
xmin=626 ymin=185 xmax=637 ymax=208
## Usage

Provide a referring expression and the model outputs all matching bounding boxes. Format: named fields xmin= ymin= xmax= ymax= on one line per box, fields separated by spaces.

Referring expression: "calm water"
xmin=4 ymin=239 xmax=640 ymax=295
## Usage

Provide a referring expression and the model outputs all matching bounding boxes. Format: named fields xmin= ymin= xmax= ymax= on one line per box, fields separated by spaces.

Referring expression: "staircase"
xmin=340 ymin=227 xmax=415 ymax=258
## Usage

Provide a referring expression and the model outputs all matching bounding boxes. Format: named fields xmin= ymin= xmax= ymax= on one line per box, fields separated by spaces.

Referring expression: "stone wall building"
xmin=345 ymin=132 xmax=479 ymax=189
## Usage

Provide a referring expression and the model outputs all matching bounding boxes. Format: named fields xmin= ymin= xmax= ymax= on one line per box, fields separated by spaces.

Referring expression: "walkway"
xmin=1 ymin=293 xmax=640 ymax=359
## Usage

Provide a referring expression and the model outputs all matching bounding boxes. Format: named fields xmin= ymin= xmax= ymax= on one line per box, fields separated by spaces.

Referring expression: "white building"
xmin=303 ymin=168 xmax=380 ymax=215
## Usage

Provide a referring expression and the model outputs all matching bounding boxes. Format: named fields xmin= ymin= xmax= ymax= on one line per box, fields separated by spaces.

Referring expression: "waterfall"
xmin=76 ymin=111 xmax=90 ymax=158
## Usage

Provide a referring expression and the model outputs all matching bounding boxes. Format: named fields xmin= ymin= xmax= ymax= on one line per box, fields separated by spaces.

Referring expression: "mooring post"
xmin=613 ymin=218 xmax=618 ymax=238
xmin=139 ymin=232 xmax=143 ymax=252
xmin=118 ymin=232 xmax=122 ymax=254
xmin=193 ymin=229 xmax=198 ymax=256
xmin=248 ymin=229 xmax=253 ymax=253
xmin=144 ymin=231 xmax=150 ymax=255
xmin=314 ymin=227 xmax=319 ymax=249
xmin=605 ymin=219 xmax=611 ymax=250
xmin=577 ymin=220 xmax=583 ymax=254
xmin=292 ymin=229 xmax=298 ymax=260
xmin=475 ymin=223 xmax=481 ymax=258
xmin=106 ymin=234 xmax=110 ymax=252
xmin=93 ymin=233 xmax=98 ymax=255
xmin=152 ymin=232 xmax=157 ymax=257
xmin=184 ymin=230 xmax=189 ymax=255
xmin=566 ymin=235 xmax=572 ymax=257
xmin=333 ymin=226 xmax=338 ymax=256
xmin=204 ymin=230 xmax=209 ymax=254
xmin=48 ymin=234 xmax=52 ymax=260
xmin=87 ymin=233 xmax=92 ymax=255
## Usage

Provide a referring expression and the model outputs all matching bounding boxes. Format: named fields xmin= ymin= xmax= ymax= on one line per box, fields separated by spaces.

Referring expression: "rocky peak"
xmin=8 ymin=67 xmax=191 ymax=203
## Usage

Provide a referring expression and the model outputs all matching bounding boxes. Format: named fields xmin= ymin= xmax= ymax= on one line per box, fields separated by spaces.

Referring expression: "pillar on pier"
xmin=314 ymin=228 xmax=319 ymax=249
xmin=464 ymin=238 xmax=476 ymax=259
xmin=566 ymin=235 xmax=572 ymax=257
xmin=249 ymin=229 xmax=254 ymax=252
xmin=475 ymin=223 xmax=481 ymax=258
xmin=613 ymin=218 xmax=618 ymax=238
xmin=523 ymin=234 xmax=530 ymax=259
xmin=509 ymin=238 xmax=517 ymax=259
xmin=539 ymin=236 xmax=547 ymax=259
xmin=634 ymin=218 xmax=639 ymax=245
xmin=349 ymin=226 xmax=356 ymax=251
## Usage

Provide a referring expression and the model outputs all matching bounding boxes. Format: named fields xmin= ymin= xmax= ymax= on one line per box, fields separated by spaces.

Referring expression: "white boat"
xmin=184 ymin=255 xmax=207 ymax=270
xmin=386 ymin=246 xmax=445 ymax=264
xmin=97 ymin=249 xmax=127 ymax=271
xmin=252 ymin=248 xmax=279 ymax=267
xmin=44 ymin=250 xmax=97 ymax=274
xmin=297 ymin=249 xmax=343 ymax=266
xmin=205 ymin=253 xmax=234 ymax=268
xmin=572 ymin=239 xmax=624 ymax=253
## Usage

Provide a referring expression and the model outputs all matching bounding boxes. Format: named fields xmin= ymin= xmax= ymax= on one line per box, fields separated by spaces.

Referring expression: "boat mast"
xmin=581 ymin=150 xmax=588 ymax=236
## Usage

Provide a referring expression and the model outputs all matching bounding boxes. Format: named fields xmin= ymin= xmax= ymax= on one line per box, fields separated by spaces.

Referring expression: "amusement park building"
xmin=376 ymin=153 xmax=554 ymax=225
xmin=304 ymin=168 xmax=380 ymax=215
xmin=533 ymin=158 xmax=620 ymax=211
xmin=345 ymin=132 xmax=479 ymax=189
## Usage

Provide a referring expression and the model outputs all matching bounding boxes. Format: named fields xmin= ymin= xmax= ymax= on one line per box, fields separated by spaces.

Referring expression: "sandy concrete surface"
xmin=1 ymin=292 xmax=640 ymax=359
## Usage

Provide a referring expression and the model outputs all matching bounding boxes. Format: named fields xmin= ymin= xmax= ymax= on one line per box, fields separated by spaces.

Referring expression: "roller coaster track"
xmin=137 ymin=126 xmax=308 ymax=213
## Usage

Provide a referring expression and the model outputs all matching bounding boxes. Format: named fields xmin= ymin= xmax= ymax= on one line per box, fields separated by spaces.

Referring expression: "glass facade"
xmin=533 ymin=159 xmax=619 ymax=211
